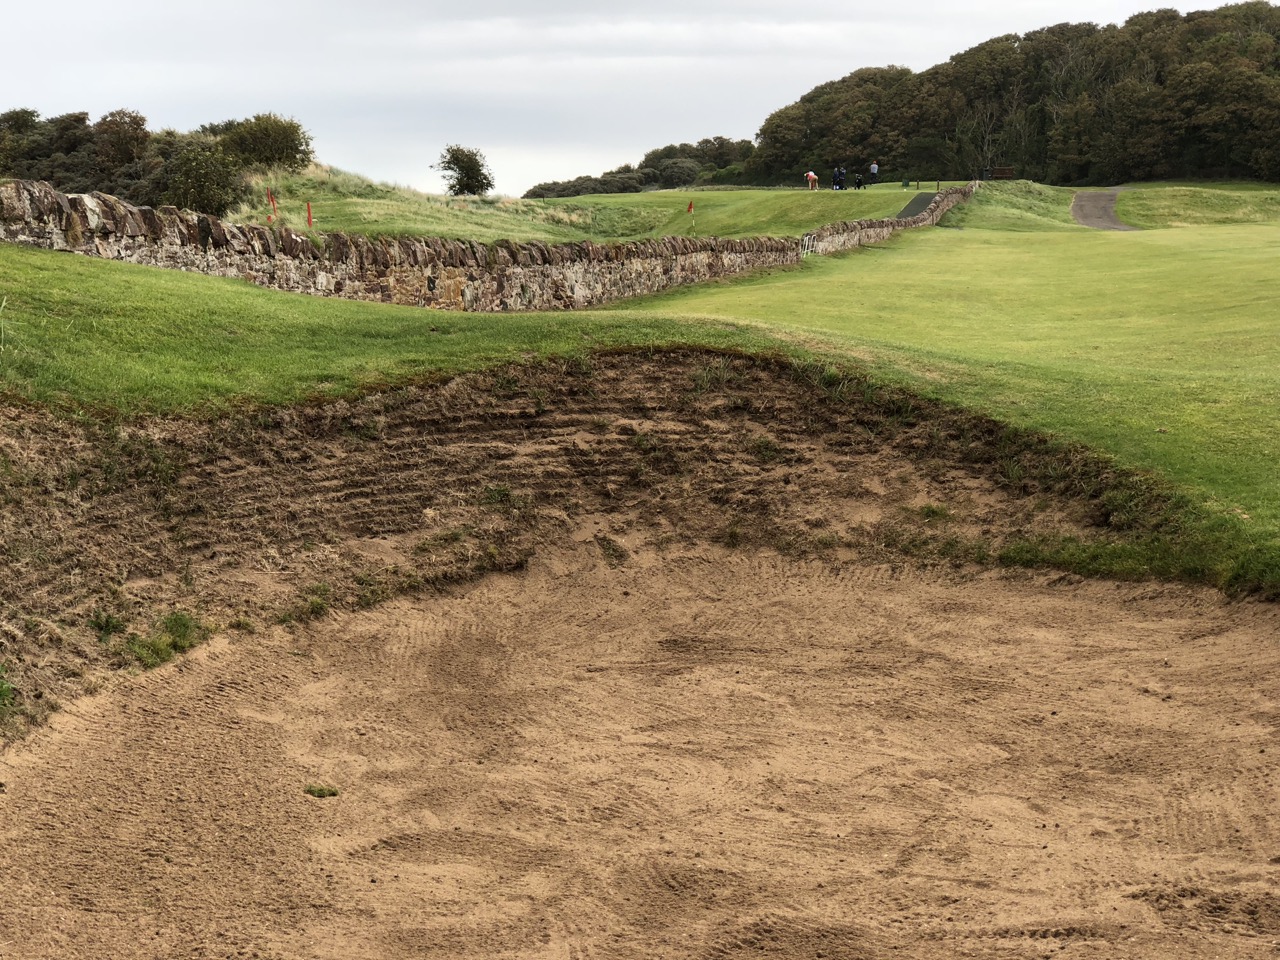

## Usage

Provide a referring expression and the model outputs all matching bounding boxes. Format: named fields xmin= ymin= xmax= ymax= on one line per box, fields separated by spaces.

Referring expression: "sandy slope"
xmin=2 ymin=547 xmax=1278 ymax=959
xmin=1 ymin=352 xmax=1277 ymax=958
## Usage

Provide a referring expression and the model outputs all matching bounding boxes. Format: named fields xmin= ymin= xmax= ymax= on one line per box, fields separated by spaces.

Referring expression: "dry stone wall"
xmin=0 ymin=179 xmax=978 ymax=312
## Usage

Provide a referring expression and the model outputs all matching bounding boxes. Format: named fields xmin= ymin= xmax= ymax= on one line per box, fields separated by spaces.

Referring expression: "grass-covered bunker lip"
xmin=0 ymin=347 xmax=1273 ymax=743
xmin=2 ymin=178 xmax=1279 ymax=743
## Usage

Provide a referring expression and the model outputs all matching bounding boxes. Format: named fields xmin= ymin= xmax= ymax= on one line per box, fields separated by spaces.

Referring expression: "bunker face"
xmin=1 ymin=353 xmax=1277 ymax=957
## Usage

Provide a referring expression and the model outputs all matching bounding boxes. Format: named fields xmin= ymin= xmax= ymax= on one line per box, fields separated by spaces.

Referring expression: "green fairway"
xmin=0 ymin=243 xmax=785 ymax=413
xmin=231 ymin=165 xmax=948 ymax=242
xmin=623 ymin=218 xmax=1280 ymax=549
xmin=3 ymin=178 xmax=1279 ymax=596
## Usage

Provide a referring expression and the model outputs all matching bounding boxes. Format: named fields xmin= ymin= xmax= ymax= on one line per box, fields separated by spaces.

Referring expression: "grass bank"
xmin=938 ymin=180 xmax=1080 ymax=231
xmin=230 ymin=165 xmax=949 ymax=242
xmin=3 ymin=179 xmax=1278 ymax=597
xmin=1116 ymin=182 xmax=1280 ymax=228
xmin=619 ymin=185 xmax=1280 ymax=594
xmin=0 ymin=243 xmax=786 ymax=413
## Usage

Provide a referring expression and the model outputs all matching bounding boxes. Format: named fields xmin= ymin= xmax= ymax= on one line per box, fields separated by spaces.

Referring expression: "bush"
xmin=655 ymin=157 xmax=702 ymax=188
xmin=699 ymin=162 xmax=749 ymax=186
xmin=216 ymin=113 xmax=314 ymax=171
xmin=161 ymin=137 xmax=247 ymax=215
xmin=599 ymin=171 xmax=645 ymax=193
xmin=0 ymin=107 xmax=41 ymax=173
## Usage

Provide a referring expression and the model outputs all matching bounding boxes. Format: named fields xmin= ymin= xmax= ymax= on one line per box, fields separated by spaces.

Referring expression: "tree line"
xmin=522 ymin=137 xmax=755 ymax=198
xmin=749 ymin=1 xmax=1280 ymax=185
xmin=528 ymin=1 xmax=1280 ymax=197
xmin=0 ymin=110 xmax=313 ymax=215
xmin=5 ymin=3 xmax=1276 ymax=209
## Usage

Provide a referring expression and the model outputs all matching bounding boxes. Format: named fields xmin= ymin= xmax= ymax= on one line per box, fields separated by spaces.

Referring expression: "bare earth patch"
xmin=1071 ymin=190 xmax=1138 ymax=231
xmin=1 ymin=351 xmax=1277 ymax=958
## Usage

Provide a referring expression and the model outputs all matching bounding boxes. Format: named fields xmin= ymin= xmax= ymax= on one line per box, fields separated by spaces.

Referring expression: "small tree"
xmin=94 ymin=109 xmax=151 ymax=172
xmin=434 ymin=144 xmax=494 ymax=196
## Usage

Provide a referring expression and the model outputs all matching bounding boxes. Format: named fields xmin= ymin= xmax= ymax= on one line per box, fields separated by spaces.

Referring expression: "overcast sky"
xmin=5 ymin=1 xmax=1195 ymax=196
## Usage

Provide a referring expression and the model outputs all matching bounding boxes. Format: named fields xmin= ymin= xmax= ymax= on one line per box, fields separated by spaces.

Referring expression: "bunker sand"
xmin=2 ymin=554 xmax=1277 ymax=959
xmin=1 ymin=352 xmax=1277 ymax=958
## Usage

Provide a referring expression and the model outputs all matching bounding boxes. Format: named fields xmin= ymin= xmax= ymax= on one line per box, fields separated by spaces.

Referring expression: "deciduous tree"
xmin=433 ymin=145 xmax=495 ymax=196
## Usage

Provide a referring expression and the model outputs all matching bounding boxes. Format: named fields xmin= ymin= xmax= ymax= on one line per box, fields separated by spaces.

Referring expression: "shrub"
xmin=216 ymin=113 xmax=314 ymax=171
xmin=655 ymin=157 xmax=702 ymax=188
xmin=161 ymin=137 xmax=246 ymax=215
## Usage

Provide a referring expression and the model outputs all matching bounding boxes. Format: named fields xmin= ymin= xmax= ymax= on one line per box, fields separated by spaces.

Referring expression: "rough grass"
xmin=937 ymin=180 xmax=1081 ymax=231
xmin=122 ymin=611 xmax=210 ymax=669
xmin=1115 ymin=183 xmax=1280 ymax=229
xmin=233 ymin=165 xmax=605 ymax=243
xmin=542 ymin=184 xmax=950 ymax=240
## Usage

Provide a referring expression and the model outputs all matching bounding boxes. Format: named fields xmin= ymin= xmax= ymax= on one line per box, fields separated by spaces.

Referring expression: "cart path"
xmin=1071 ymin=189 xmax=1138 ymax=230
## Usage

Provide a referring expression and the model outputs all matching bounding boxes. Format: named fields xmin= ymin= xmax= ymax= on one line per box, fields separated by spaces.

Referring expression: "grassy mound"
xmin=229 ymin=164 xmax=946 ymax=242
xmin=937 ymin=180 xmax=1080 ymax=231
xmin=1116 ymin=182 xmax=1280 ymax=229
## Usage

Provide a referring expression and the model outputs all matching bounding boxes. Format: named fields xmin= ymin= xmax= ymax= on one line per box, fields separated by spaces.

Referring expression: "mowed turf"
xmin=1 ymin=180 xmax=1278 ymax=593
xmin=625 ymin=186 xmax=1280 ymax=550
xmin=232 ymin=165 xmax=944 ymax=241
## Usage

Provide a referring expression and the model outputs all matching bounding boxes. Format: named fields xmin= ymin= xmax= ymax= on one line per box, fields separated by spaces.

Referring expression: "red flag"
xmin=687 ymin=201 xmax=694 ymax=214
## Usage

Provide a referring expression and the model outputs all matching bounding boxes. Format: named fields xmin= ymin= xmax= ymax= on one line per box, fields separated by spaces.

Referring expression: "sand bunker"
xmin=1 ymin=352 xmax=1277 ymax=958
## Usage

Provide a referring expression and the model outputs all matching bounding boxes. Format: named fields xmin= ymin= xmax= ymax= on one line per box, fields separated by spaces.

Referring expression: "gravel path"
xmin=1071 ymin=189 xmax=1138 ymax=230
